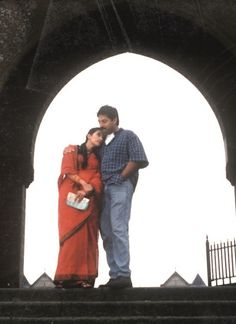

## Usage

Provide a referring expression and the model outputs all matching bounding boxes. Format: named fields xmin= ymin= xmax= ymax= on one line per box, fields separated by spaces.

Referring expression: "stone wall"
xmin=0 ymin=0 xmax=235 ymax=287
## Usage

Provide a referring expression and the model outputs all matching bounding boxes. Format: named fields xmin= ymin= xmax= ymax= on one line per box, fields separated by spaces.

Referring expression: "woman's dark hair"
xmin=97 ymin=105 xmax=119 ymax=126
xmin=77 ymin=127 xmax=102 ymax=169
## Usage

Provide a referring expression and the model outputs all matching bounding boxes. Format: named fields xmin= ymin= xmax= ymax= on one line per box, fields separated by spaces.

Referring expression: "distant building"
xmin=192 ymin=274 xmax=206 ymax=287
xmin=30 ymin=272 xmax=55 ymax=288
xmin=161 ymin=271 xmax=189 ymax=287
xmin=161 ymin=271 xmax=206 ymax=287
xmin=22 ymin=275 xmax=31 ymax=288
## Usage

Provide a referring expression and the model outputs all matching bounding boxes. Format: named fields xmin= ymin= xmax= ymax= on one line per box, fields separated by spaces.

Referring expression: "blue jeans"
xmin=100 ymin=179 xmax=134 ymax=279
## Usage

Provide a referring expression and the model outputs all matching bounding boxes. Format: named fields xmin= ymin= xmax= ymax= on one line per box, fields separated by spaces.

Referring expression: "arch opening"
xmin=24 ymin=53 xmax=236 ymax=287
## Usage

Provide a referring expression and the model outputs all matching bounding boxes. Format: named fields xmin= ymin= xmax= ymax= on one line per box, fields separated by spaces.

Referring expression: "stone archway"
xmin=0 ymin=1 xmax=236 ymax=287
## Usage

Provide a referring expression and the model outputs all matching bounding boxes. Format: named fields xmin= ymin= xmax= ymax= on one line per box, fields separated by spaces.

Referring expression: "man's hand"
xmin=63 ymin=145 xmax=76 ymax=154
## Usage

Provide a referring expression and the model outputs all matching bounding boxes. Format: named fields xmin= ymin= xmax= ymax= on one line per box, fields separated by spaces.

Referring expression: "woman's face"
xmin=88 ymin=130 xmax=104 ymax=147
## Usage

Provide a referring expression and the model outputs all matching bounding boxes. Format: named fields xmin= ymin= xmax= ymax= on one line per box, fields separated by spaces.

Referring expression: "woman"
xmin=54 ymin=127 xmax=104 ymax=288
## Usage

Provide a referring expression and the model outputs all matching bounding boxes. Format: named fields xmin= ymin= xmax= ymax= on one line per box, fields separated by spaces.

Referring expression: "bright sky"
xmin=24 ymin=53 xmax=236 ymax=287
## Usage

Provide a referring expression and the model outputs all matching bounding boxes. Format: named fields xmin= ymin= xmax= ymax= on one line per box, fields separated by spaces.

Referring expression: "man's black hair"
xmin=97 ymin=105 xmax=119 ymax=125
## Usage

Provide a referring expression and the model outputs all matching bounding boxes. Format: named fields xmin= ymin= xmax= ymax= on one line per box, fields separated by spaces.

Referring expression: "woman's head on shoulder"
xmin=86 ymin=127 xmax=105 ymax=148
xmin=77 ymin=127 xmax=104 ymax=169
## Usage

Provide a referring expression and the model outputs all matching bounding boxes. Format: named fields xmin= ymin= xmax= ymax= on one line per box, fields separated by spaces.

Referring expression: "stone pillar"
xmin=0 ymin=176 xmax=26 ymax=287
xmin=225 ymin=147 xmax=236 ymax=223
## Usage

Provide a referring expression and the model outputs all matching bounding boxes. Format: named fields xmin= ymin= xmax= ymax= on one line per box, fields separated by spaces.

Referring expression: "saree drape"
xmin=54 ymin=147 xmax=103 ymax=283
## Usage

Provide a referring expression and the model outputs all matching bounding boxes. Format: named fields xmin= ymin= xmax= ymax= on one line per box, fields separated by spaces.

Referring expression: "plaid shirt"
xmin=99 ymin=128 xmax=148 ymax=186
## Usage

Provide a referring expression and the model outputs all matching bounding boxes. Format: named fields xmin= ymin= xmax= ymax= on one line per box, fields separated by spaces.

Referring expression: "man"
xmin=97 ymin=105 xmax=148 ymax=288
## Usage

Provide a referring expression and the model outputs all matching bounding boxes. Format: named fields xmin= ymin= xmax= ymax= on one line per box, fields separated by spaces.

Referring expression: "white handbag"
xmin=66 ymin=192 xmax=90 ymax=210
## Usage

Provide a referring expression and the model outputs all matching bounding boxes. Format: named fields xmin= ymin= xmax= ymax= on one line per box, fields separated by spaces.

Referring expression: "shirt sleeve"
xmin=127 ymin=131 xmax=149 ymax=168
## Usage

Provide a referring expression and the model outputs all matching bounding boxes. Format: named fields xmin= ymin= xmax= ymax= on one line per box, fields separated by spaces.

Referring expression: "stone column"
xmin=0 ymin=174 xmax=26 ymax=287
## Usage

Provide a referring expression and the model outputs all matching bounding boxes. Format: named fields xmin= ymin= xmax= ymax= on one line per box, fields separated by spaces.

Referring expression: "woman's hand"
xmin=79 ymin=179 xmax=94 ymax=195
xmin=75 ymin=190 xmax=86 ymax=202
xmin=67 ymin=174 xmax=94 ymax=195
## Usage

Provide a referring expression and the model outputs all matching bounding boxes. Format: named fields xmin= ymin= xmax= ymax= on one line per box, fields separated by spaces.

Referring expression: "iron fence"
xmin=206 ymin=236 xmax=236 ymax=286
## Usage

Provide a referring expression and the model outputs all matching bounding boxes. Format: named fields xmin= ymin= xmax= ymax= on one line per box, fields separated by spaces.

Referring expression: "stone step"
xmin=0 ymin=300 xmax=236 ymax=317
xmin=0 ymin=287 xmax=235 ymax=323
xmin=0 ymin=316 xmax=236 ymax=323
xmin=1 ymin=287 xmax=236 ymax=302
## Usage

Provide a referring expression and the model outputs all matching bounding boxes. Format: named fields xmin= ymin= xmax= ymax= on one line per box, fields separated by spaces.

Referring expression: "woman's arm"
xmin=89 ymin=171 xmax=103 ymax=195
xmin=67 ymin=174 xmax=94 ymax=195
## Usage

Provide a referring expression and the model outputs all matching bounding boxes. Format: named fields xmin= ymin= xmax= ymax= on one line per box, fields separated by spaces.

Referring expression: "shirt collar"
xmin=105 ymin=133 xmax=115 ymax=145
xmin=104 ymin=128 xmax=123 ymax=145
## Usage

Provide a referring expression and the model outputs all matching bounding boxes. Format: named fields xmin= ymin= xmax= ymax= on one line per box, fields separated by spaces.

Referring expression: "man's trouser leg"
xmin=100 ymin=179 xmax=134 ymax=278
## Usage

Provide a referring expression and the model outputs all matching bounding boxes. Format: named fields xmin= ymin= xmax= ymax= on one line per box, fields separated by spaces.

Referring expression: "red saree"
xmin=54 ymin=146 xmax=103 ymax=284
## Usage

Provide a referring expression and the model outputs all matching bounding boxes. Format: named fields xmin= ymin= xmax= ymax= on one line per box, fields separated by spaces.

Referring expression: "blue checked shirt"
xmin=99 ymin=128 xmax=149 ymax=186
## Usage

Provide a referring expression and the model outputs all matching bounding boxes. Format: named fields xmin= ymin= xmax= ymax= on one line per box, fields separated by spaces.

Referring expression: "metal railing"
xmin=206 ymin=236 xmax=236 ymax=286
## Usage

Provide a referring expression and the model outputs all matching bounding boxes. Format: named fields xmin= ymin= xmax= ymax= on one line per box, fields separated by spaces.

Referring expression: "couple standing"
xmin=54 ymin=105 xmax=149 ymax=288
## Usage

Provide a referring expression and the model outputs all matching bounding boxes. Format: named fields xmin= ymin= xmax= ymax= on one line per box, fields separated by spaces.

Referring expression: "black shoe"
xmin=110 ymin=276 xmax=132 ymax=289
xmin=99 ymin=276 xmax=132 ymax=289
xmin=98 ymin=278 xmax=115 ymax=288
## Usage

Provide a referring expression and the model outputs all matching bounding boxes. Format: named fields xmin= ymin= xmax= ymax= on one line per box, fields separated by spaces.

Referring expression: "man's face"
xmin=98 ymin=114 xmax=118 ymax=135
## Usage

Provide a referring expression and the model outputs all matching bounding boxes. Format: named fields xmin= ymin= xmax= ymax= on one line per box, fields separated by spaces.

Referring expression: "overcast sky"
xmin=24 ymin=53 xmax=236 ymax=287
